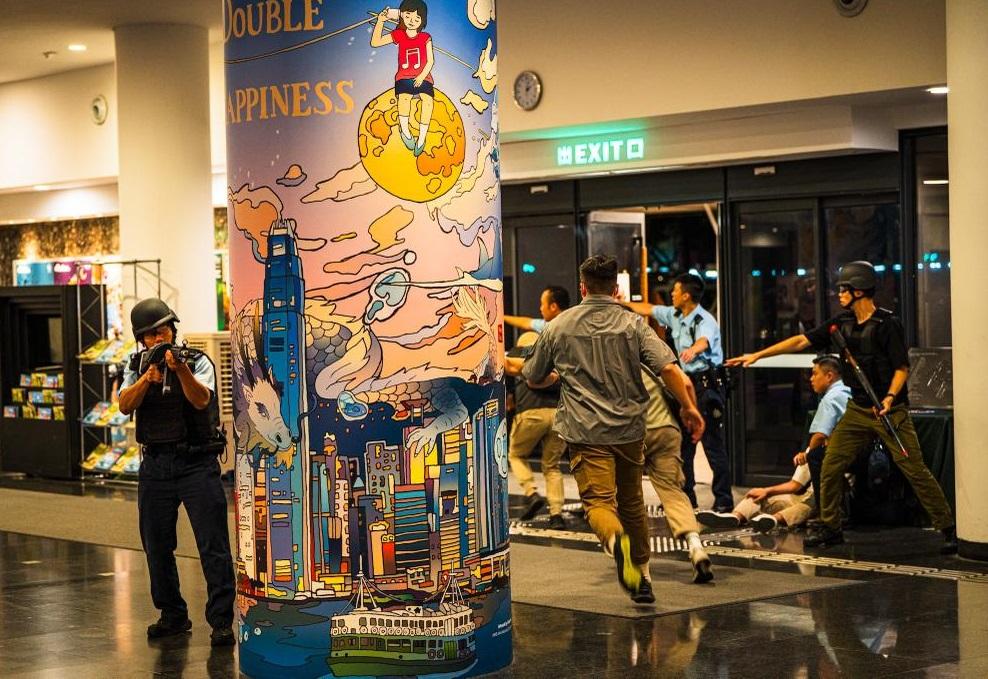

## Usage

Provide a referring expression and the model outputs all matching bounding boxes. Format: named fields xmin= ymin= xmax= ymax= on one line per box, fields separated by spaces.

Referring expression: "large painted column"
xmin=224 ymin=2 xmax=508 ymax=676
xmin=947 ymin=0 xmax=988 ymax=561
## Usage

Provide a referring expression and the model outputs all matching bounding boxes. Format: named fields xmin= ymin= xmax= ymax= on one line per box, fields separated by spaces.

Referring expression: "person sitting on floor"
xmin=698 ymin=354 xmax=851 ymax=532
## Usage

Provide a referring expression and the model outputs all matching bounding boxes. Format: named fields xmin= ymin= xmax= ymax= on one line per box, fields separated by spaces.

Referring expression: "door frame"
xmin=724 ymin=198 xmax=820 ymax=487
xmin=725 ymin=193 xmax=903 ymax=485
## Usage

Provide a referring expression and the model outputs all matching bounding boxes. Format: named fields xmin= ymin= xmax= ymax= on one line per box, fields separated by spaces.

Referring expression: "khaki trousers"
xmin=643 ymin=427 xmax=700 ymax=538
xmin=508 ymin=408 xmax=567 ymax=515
xmin=821 ymin=402 xmax=953 ymax=530
xmin=734 ymin=494 xmax=814 ymax=526
xmin=569 ymin=440 xmax=650 ymax=566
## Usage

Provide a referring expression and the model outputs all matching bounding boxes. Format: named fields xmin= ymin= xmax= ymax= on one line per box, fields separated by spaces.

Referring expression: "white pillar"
xmin=115 ymin=24 xmax=216 ymax=333
xmin=947 ymin=0 xmax=988 ymax=560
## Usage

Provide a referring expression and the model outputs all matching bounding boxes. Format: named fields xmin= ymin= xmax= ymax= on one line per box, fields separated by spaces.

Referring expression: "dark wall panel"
xmin=502 ymin=181 xmax=576 ymax=217
xmin=726 ymin=153 xmax=899 ymax=200
xmin=578 ymin=168 xmax=724 ymax=209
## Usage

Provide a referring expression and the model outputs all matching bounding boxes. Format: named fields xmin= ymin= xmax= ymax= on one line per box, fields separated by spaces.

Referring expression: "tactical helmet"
xmin=131 ymin=299 xmax=179 ymax=339
xmin=836 ymin=261 xmax=877 ymax=291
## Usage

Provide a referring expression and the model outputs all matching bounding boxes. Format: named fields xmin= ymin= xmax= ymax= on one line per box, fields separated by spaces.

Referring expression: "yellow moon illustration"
xmin=358 ymin=89 xmax=466 ymax=203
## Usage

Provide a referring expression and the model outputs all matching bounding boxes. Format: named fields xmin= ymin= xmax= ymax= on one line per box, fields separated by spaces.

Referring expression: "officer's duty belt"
xmin=141 ymin=441 xmax=189 ymax=456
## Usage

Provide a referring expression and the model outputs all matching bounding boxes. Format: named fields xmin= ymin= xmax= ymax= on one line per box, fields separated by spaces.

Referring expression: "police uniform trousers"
xmin=819 ymin=402 xmax=953 ymax=531
xmin=681 ymin=380 xmax=732 ymax=510
xmin=138 ymin=445 xmax=235 ymax=628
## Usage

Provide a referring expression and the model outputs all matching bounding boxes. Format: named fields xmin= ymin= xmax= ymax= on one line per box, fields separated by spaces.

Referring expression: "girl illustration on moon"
xmin=371 ymin=0 xmax=435 ymax=156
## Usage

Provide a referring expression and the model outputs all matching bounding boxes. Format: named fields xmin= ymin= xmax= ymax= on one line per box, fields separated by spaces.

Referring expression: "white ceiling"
xmin=0 ymin=0 xmax=223 ymax=84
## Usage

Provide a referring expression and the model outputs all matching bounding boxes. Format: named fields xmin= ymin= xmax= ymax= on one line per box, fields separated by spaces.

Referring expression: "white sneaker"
xmin=696 ymin=510 xmax=741 ymax=531
xmin=750 ymin=514 xmax=778 ymax=533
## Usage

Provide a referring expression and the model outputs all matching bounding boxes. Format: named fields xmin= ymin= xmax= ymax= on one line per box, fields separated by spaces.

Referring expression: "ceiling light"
xmin=67 ymin=44 xmax=87 ymax=52
xmin=32 ymin=184 xmax=52 ymax=191
xmin=923 ymin=179 xmax=949 ymax=185
xmin=926 ymin=86 xmax=949 ymax=95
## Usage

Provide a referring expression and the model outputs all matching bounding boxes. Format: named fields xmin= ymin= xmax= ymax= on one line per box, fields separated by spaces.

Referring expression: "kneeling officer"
xmin=119 ymin=299 xmax=235 ymax=646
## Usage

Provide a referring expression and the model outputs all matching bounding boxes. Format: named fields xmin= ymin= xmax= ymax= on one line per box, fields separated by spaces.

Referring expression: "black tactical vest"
xmin=135 ymin=358 xmax=220 ymax=445
xmin=837 ymin=308 xmax=897 ymax=400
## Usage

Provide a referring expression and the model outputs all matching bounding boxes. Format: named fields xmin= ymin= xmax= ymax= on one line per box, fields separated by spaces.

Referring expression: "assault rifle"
xmin=829 ymin=325 xmax=909 ymax=458
xmin=129 ymin=341 xmax=202 ymax=395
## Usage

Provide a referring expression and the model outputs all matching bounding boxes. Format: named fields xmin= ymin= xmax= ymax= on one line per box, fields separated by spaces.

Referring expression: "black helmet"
xmin=837 ymin=261 xmax=877 ymax=291
xmin=131 ymin=299 xmax=179 ymax=339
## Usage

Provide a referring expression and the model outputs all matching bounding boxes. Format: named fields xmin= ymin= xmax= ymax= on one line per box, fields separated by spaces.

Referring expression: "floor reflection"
xmin=3 ymin=530 xmax=987 ymax=678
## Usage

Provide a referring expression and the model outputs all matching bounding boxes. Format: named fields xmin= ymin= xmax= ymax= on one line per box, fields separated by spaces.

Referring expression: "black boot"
xmin=147 ymin=617 xmax=192 ymax=639
xmin=520 ymin=492 xmax=547 ymax=520
xmin=941 ymin=526 xmax=959 ymax=555
xmin=210 ymin=626 xmax=236 ymax=647
xmin=804 ymin=524 xmax=844 ymax=548
xmin=631 ymin=578 xmax=655 ymax=604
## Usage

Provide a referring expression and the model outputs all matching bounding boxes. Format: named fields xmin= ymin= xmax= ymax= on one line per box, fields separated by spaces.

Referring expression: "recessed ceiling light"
xmin=926 ymin=86 xmax=949 ymax=95
xmin=923 ymin=179 xmax=949 ymax=185
xmin=67 ymin=44 xmax=87 ymax=52
xmin=32 ymin=184 xmax=52 ymax=191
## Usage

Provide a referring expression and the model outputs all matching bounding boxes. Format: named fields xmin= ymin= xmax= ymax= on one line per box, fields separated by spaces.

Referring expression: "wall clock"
xmin=513 ymin=71 xmax=542 ymax=111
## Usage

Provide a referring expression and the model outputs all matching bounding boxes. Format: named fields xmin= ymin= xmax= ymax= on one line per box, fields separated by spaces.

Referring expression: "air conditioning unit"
xmin=184 ymin=331 xmax=235 ymax=471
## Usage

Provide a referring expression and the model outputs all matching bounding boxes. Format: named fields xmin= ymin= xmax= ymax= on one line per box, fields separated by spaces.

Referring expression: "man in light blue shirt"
xmin=796 ymin=354 xmax=852 ymax=506
xmin=626 ymin=273 xmax=731 ymax=511
xmin=504 ymin=285 xmax=571 ymax=335
xmin=698 ymin=354 xmax=851 ymax=533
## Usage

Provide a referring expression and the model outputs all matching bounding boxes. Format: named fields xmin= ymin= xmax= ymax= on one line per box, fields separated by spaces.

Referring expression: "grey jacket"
xmin=522 ymin=295 xmax=677 ymax=444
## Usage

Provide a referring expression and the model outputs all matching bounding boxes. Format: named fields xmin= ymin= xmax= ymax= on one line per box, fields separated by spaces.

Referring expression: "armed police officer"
xmin=625 ymin=273 xmax=733 ymax=512
xmin=726 ymin=261 xmax=957 ymax=554
xmin=118 ymin=299 xmax=236 ymax=646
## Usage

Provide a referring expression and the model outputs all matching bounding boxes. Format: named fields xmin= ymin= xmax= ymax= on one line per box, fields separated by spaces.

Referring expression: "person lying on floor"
xmin=698 ymin=355 xmax=850 ymax=533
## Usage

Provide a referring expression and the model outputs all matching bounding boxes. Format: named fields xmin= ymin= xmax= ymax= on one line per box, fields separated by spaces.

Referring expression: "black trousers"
xmin=681 ymin=383 xmax=732 ymax=510
xmin=138 ymin=447 xmax=235 ymax=628
xmin=807 ymin=445 xmax=827 ymax=508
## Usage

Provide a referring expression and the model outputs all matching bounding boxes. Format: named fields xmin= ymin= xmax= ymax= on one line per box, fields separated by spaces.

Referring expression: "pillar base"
xmin=958 ymin=539 xmax=988 ymax=562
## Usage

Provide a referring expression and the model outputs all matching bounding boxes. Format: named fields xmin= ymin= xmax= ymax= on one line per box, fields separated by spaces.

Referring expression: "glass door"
xmin=729 ymin=195 xmax=902 ymax=481
xmin=587 ymin=211 xmax=646 ymax=302
xmin=734 ymin=202 xmax=819 ymax=478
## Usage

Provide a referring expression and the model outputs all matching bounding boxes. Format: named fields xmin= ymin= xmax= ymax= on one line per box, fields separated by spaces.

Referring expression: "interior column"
xmin=946 ymin=0 xmax=988 ymax=560
xmin=115 ymin=24 xmax=216 ymax=332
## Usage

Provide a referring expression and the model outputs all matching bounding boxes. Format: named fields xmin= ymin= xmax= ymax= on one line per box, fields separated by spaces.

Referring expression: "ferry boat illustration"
xmin=328 ymin=570 xmax=477 ymax=676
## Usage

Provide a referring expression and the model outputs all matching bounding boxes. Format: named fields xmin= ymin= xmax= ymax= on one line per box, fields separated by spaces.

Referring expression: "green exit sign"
xmin=556 ymin=137 xmax=645 ymax=167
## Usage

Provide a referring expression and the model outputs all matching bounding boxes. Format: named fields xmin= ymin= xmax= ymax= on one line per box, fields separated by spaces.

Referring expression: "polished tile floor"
xmin=2 ymin=479 xmax=988 ymax=678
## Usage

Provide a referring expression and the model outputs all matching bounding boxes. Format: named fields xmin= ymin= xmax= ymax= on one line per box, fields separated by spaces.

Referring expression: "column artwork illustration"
xmin=225 ymin=1 xmax=507 ymax=676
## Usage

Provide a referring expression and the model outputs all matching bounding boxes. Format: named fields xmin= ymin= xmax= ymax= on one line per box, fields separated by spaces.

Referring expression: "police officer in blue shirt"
xmin=118 ymin=299 xmax=235 ymax=646
xmin=626 ymin=273 xmax=732 ymax=511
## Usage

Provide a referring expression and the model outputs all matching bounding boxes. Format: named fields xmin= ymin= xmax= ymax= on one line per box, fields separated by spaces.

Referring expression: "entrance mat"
xmin=509 ymin=542 xmax=860 ymax=619
xmin=0 ymin=488 xmax=233 ymax=559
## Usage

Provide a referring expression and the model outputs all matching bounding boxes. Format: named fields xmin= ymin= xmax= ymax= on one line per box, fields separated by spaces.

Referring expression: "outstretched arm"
xmin=725 ymin=334 xmax=811 ymax=368
xmin=504 ymin=315 xmax=536 ymax=331
xmin=623 ymin=301 xmax=655 ymax=318
xmin=370 ymin=8 xmax=394 ymax=48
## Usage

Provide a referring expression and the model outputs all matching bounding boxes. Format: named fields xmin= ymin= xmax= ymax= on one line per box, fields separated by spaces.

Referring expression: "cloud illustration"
xmin=474 ymin=39 xmax=497 ymax=94
xmin=468 ymin=0 xmax=496 ymax=29
xmin=301 ymin=162 xmax=377 ymax=203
